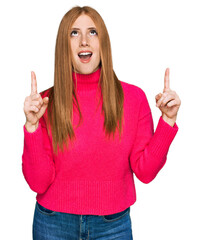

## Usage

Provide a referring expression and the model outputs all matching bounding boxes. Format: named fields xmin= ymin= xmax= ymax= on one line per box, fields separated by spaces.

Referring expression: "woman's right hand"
xmin=23 ymin=71 xmax=49 ymax=132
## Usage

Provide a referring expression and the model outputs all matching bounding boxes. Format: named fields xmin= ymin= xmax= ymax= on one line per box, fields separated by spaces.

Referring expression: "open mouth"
xmin=78 ymin=52 xmax=93 ymax=60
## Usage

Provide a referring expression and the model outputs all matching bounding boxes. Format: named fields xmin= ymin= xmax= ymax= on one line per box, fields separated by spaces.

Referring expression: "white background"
xmin=0 ymin=0 xmax=201 ymax=239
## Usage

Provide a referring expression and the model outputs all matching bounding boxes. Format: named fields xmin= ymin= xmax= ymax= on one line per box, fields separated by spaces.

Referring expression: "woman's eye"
xmin=70 ymin=30 xmax=97 ymax=37
xmin=90 ymin=30 xmax=97 ymax=36
xmin=71 ymin=31 xmax=78 ymax=36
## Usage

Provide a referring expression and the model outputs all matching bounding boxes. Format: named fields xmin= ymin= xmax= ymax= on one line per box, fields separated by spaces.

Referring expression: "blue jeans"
xmin=33 ymin=201 xmax=133 ymax=239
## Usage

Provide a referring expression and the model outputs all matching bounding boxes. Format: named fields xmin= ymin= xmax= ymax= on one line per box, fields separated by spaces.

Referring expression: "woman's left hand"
xmin=155 ymin=68 xmax=181 ymax=126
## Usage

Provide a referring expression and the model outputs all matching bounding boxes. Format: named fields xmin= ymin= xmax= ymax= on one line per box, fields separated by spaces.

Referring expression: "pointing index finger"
xmin=31 ymin=71 xmax=38 ymax=95
xmin=164 ymin=67 xmax=170 ymax=92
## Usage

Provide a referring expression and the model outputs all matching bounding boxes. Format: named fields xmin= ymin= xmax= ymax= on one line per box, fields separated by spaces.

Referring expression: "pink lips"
xmin=78 ymin=51 xmax=93 ymax=63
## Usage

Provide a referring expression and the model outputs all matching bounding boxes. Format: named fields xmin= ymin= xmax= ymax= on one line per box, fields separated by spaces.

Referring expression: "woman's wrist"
xmin=25 ymin=121 xmax=39 ymax=133
xmin=161 ymin=114 xmax=176 ymax=127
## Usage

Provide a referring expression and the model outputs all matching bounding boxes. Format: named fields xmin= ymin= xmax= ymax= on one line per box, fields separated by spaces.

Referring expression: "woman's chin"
xmin=73 ymin=65 xmax=99 ymax=75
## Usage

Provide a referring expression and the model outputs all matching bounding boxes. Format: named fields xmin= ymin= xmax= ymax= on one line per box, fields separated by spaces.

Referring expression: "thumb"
xmin=38 ymin=97 xmax=49 ymax=118
xmin=155 ymin=93 xmax=162 ymax=103
xmin=43 ymin=96 xmax=49 ymax=104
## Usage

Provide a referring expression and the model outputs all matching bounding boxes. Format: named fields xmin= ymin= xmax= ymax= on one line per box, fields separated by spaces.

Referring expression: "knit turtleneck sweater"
xmin=22 ymin=67 xmax=179 ymax=215
xmin=72 ymin=67 xmax=101 ymax=93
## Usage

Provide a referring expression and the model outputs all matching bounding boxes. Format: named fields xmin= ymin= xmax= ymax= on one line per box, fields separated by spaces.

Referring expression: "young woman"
xmin=22 ymin=5 xmax=181 ymax=240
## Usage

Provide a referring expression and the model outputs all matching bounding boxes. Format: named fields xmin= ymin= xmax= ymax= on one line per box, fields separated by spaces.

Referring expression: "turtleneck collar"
xmin=72 ymin=67 xmax=101 ymax=93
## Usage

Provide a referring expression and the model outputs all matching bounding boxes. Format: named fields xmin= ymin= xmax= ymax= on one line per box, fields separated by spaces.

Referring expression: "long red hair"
xmin=41 ymin=5 xmax=124 ymax=155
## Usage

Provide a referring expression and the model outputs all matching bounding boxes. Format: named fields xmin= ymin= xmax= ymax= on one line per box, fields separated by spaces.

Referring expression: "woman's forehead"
xmin=71 ymin=14 xmax=96 ymax=28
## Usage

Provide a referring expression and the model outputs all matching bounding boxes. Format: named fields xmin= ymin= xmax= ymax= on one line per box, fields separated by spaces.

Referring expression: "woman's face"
xmin=70 ymin=14 xmax=101 ymax=74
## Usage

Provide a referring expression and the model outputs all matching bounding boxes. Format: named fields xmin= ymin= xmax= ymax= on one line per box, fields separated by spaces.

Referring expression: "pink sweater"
xmin=22 ymin=67 xmax=179 ymax=215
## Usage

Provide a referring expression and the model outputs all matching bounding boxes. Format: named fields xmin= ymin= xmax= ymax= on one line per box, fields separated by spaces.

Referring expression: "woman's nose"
xmin=80 ymin=34 xmax=89 ymax=46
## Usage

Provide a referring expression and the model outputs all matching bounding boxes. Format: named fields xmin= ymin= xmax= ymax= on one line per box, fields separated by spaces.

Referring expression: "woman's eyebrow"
xmin=71 ymin=27 xmax=97 ymax=30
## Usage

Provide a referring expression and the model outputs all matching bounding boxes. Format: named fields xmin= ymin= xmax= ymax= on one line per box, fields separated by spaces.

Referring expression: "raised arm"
xmin=129 ymin=68 xmax=180 ymax=183
xmin=22 ymin=71 xmax=55 ymax=194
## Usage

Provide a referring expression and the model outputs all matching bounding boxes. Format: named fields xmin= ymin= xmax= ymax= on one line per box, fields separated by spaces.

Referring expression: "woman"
xmin=22 ymin=5 xmax=181 ymax=240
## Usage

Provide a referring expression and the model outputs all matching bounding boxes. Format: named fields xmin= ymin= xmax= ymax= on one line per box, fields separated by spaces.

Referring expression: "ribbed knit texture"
xmin=22 ymin=67 xmax=179 ymax=215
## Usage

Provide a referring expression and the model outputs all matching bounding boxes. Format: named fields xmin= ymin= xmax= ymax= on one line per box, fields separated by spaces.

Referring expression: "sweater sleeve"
xmin=22 ymin=115 xmax=55 ymax=194
xmin=129 ymin=90 xmax=179 ymax=184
